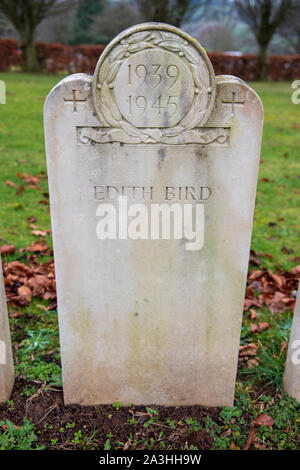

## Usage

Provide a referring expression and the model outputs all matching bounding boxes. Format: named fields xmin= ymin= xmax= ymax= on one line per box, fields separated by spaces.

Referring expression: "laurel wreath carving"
xmin=95 ymin=30 xmax=212 ymax=144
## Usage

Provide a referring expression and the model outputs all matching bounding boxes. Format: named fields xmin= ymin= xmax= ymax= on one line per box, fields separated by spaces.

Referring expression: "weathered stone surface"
xmin=284 ymin=285 xmax=300 ymax=402
xmin=44 ymin=23 xmax=263 ymax=406
xmin=0 ymin=255 xmax=14 ymax=402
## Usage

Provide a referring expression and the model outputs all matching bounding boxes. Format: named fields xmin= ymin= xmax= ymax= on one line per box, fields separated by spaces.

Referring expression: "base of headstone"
xmin=0 ymin=256 xmax=14 ymax=402
xmin=284 ymin=285 xmax=300 ymax=403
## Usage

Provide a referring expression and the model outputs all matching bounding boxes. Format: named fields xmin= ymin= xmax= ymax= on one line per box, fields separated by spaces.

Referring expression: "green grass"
xmin=0 ymin=73 xmax=59 ymax=250
xmin=0 ymin=418 xmax=45 ymax=450
xmin=0 ymin=73 xmax=299 ymax=450
xmin=250 ymin=81 xmax=300 ymax=270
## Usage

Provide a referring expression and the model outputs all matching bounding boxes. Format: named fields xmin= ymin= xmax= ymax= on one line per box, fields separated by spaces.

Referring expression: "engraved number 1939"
xmin=128 ymin=63 xmax=179 ymax=88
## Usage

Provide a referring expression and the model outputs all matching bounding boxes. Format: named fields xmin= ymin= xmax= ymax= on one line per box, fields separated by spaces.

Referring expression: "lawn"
xmin=0 ymin=73 xmax=299 ymax=450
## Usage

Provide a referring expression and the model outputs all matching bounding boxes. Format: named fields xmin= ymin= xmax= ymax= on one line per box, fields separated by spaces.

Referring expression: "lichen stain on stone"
xmin=228 ymin=116 xmax=242 ymax=138
xmin=158 ymin=147 xmax=166 ymax=169
xmin=63 ymin=300 xmax=99 ymax=403
xmin=126 ymin=299 xmax=166 ymax=393
xmin=194 ymin=147 xmax=208 ymax=160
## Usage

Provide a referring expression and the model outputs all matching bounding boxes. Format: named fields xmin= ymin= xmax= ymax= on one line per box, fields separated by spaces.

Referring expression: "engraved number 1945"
xmin=128 ymin=94 xmax=178 ymax=116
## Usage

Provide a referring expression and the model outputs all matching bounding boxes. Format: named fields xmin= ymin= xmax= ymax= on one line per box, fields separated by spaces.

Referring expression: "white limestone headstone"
xmin=0 ymin=255 xmax=14 ymax=402
xmin=44 ymin=23 xmax=263 ymax=406
xmin=284 ymin=284 xmax=300 ymax=402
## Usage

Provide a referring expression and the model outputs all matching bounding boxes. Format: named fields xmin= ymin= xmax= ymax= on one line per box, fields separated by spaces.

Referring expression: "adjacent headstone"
xmin=0 ymin=255 xmax=14 ymax=402
xmin=44 ymin=23 xmax=263 ymax=406
xmin=284 ymin=284 xmax=300 ymax=402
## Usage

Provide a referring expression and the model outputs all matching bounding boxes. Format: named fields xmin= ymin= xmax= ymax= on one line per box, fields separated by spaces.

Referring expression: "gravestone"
xmin=44 ymin=23 xmax=263 ymax=406
xmin=0 ymin=255 xmax=14 ymax=402
xmin=284 ymin=284 xmax=300 ymax=402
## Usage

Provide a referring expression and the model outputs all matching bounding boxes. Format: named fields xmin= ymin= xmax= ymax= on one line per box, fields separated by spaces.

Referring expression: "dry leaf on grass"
xmin=2 ymin=423 xmax=21 ymax=431
xmin=9 ymin=311 xmax=21 ymax=318
xmin=250 ymin=322 xmax=270 ymax=333
xmin=242 ymin=427 xmax=256 ymax=450
xmin=280 ymin=341 xmax=288 ymax=354
xmin=16 ymin=185 xmax=25 ymax=196
xmin=251 ymin=323 xmax=259 ymax=333
xmin=15 ymin=285 xmax=32 ymax=305
xmin=26 ymin=239 xmax=50 ymax=254
xmin=245 ymin=262 xmax=299 ymax=315
xmin=32 ymin=230 xmax=48 ymax=237
xmin=253 ymin=414 xmax=274 ymax=427
xmin=0 ymin=244 xmax=15 ymax=255
xmin=239 ymin=343 xmax=259 ymax=357
xmin=3 ymin=258 xmax=56 ymax=308
xmin=27 ymin=216 xmax=37 ymax=224
xmin=16 ymin=172 xmax=39 ymax=186
xmin=28 ymin=275 xmax=51 ymax=296
xmin=250 ymin=309 xmax=257 ymax=320
xmin=5 ymin=180 xmax=15 ymax=188
xmin=258 ymin=322 xmax=270 ymax=332
xmin=247 ymin=358 xmax=260 ymax=368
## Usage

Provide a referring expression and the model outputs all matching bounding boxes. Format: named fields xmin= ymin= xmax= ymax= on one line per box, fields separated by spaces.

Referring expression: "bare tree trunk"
xmin=296 ymin=32 xmax=300 ymax=54
xmin=259 ymin=43 xmax=268 ymax=80
xmin=172 ymin=0 xmax=189 ymax=27
xmin=153 ymin=0 xmax=169 ymax=23
xmin=22 ymin=32 xmax=39 ymax=72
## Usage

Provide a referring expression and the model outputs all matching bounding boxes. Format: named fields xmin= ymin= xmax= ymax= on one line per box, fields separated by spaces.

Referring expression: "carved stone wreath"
xmin=92 ymin=25 xmax=216 ymax=144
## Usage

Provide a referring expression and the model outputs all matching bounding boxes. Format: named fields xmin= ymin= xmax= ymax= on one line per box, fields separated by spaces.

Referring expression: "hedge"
xmin=208 ymin=52 xmax=260 ymax=81
xmin=208 ymin=52 xmax=300 ymax=81
xmin=36 ymin=42 xmax=71 ymax=73
xmin=70 ymin=45 xmax=106 ymax=74
xmin=0 ymin=38 xmax=299 ymax=80
xmin=0 ymin=39 xmax=21 ymax=71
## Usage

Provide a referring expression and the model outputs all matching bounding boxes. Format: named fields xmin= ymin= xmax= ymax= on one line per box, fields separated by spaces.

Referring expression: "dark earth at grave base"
xmin=0 ymin=378 xmax=219 ymax=450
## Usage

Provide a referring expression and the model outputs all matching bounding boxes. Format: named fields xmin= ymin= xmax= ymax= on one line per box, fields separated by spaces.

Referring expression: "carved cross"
xmin=64 ymin=89 xmax=86 ymax=113
xmin=222 ymin=91 xmax=245 ymax=116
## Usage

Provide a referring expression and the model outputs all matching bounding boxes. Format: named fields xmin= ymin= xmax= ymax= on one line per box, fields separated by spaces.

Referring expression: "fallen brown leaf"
xmin=9 ymin=311 xmax=21 ymax=318
xmin=16 ymin=185 xmax=25 ymax=196
xmin=269 ymin=272 xmax=285 ymax=288
xmin=242 ymin=427 xmax=256 ymax=450
xmin=2 ymin=423 xmax=21 ymax=431
xmin=250 ymin=309 xmax=257 ymax=320
xmin=258 ymin=322 xmax=270 ymax=332
xmin=251 ymin=323 xmax=259 ymax=333
xmin=244 ymin=298 xmax=262 ymax=311
xmin=27 ymin=239 xmax=50 ymax=253
xmin=16 ymin=285 xmax=32 ymax=305
xmin=247 ymin=358 xmax=260 ymax=368
xmin=27 ymin=216 xmax=37 ymax=224
xmin=239 ymin=343 xmax=259 ymax=357
xmin=5 ymin=180 xmax=15 ymax=188
xmin=0 ymin=244 xmax=15 ymax=255
xmin=16 ymin=172 xmax=39 ymax=186
xmin=28 ymin=275 xmax=51 ymax=296
xmin=280 ymin=341 xmax=288 ymax=354
xmin=253 ymin=414 xmax=274 ymax=427
xmin=32 ymin=230 xmax=48 ymax=237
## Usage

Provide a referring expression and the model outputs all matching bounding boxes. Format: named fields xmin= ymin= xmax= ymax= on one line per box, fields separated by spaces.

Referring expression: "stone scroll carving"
xmin=92 ymin=24 xmax=216 ymax=144
xmin=77 ymin=126 xmax=230 ymax=146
